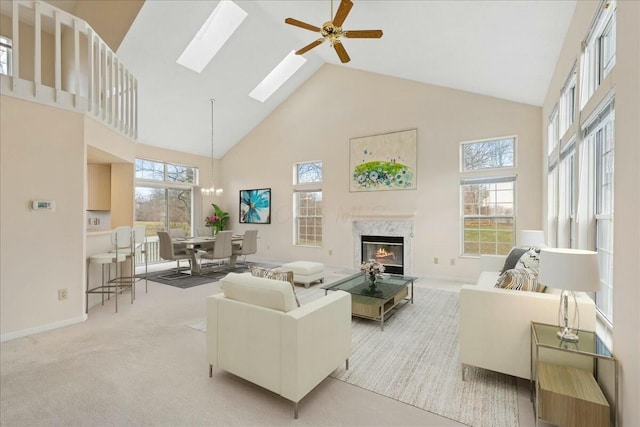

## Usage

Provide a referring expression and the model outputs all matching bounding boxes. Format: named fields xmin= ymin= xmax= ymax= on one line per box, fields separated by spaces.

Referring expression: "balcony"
xmin=0 ymin=0 xmax=137 ymax=139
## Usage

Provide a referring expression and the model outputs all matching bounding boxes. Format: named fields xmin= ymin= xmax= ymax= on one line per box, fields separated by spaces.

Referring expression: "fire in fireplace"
xmin=361 ymin=235 xmax=404 ymax=275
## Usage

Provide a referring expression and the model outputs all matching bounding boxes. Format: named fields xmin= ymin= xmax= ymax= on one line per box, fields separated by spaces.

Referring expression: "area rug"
xmin=330 ymin=287 xmax=518 ymax=427
xmin=190 ymin=284 xmax=519 ymax=426
xmin=142 ymin=263 xmax=277 ymax=289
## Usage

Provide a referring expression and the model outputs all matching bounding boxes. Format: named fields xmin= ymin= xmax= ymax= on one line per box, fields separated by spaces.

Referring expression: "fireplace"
xmin=361 ymin=235 xmax=404 ymax=275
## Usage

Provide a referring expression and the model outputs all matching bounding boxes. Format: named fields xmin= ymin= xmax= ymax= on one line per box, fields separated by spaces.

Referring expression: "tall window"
xmin=0 ymin=36 xmax=12 ymax=76
xmin=547 ymin=162 xmax=559 ymax=248
xmin=580 ymin=0 xmax=616 ymax=109
xmin=585 ymin=105 xmax=615 ymax=322
xmin=548 ymin=108 xmax=559 ymax=154
xmin=294 ymin=161 xmax=322 ymax=247
xmin=461 ymin=176 xmax=515 ymax=256
xmin=559 ymin=68 xmax=577 ymax=137
xmin=134 ymin=159 xmax=197 ymax=238
xmin=558 ymin=144 xmax=576 ymax=247
xmin=461 ymin=137 xmax=515 ymax=172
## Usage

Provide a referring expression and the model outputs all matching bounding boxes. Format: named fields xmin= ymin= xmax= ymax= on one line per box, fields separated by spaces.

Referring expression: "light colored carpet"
xmin=1 ymin=277 xmax=465 ymax=427
xmin=193 ymin=283 xmax=519 ymax=427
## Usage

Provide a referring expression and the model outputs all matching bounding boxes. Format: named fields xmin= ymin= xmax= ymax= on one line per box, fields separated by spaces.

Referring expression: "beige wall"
xmin=73 ymin=0 xmax=144 ymax=52
xmin=220 ymin=65 xmax=542 ymax=280
xmin=541 ymin=1 xmax=640 ymax=424
xmin=0 ymin=96 xmax=85 ymax=336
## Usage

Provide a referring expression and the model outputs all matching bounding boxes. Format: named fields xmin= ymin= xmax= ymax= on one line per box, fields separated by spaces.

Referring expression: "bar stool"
xmin=108 ymin=226 xmax=147 ymax=299
xmin=86 ymin=252 xmax=127 ymax=313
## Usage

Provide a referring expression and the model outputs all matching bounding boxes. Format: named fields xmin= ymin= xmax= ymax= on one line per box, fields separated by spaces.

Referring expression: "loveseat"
xmin=459 ymin=254 xmax=596 ymax=380
xmin=207 ymin=272 xmax=351 ymax=418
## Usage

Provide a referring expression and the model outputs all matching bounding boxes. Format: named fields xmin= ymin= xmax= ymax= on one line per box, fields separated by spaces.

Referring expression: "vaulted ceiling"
xmin=114 ymin=0 xmax=577 ymax=158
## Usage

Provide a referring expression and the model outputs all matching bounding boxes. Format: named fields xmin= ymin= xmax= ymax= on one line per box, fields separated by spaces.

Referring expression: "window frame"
xmin=460 ymin=136 xmax=516 ymax=173
xmin=580 ymin=98 xmax=615 ymax=323
xmin=293 ymin=161 xmax=323 ymax=247
xmin=580 ymin=0 xmax=616 ymax=110
xmin=559 ymin=67 xmax=577 ymax=137
xmin=135 ymin=158 xmax=197 ymax=185
xmin=460 ymin=176 xmax=516 ymax=256
xmin=0 ymin=36 xmax=12 ymax=76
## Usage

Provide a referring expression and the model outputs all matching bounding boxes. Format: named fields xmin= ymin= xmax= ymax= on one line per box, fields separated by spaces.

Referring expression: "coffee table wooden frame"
xmin=322 ymin=273 xmax=415 ymax=331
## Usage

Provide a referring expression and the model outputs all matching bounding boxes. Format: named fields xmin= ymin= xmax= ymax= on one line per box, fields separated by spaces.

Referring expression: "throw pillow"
xmin=516 ymin=247 xmax=540 ymax=270
xmin=501 ymin=247 xmax=530 ymax=273
xmin=249 ymin=266 xmax=301 ymax=307
xmin=495 ymin=267 xmax=546 ymax=293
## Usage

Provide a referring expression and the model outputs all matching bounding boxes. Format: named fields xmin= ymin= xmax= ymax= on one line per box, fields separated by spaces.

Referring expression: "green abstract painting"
xmin=350 ymin=129 xmax=417 ymax=192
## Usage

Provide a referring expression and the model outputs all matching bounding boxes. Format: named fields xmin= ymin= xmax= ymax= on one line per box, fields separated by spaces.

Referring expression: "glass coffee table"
xmin=322 ymin=273 xmax=416 ymax=331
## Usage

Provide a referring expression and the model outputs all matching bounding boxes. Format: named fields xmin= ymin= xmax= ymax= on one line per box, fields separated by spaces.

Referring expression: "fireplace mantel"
xmin=347 ymin=211 xmax=417 ymax=220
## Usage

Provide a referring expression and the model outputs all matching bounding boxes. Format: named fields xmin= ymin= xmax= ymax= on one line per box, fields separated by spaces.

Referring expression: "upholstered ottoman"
xmin=277 ymin=261 xmax=325 ymax=288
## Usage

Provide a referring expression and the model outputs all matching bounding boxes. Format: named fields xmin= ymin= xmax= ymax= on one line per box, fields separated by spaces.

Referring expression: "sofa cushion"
xmin=516 ymin=248 xmax=540 ymax=269
xmin=249 ymin=266 xmax=300 ymax=307
xmin=501 ymin=247 xmax=530 ymax=273
xmin=495 ymin=268 xmax=546 ymax=292
xmin=221 ymin=272 xmax=299 ymax=312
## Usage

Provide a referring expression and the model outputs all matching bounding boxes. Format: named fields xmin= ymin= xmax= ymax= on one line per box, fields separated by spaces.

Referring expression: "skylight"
xmin=176 ymin=1 xmax=247 ymax=73
xmin=249 ymin=51 xmax=307 ymax=103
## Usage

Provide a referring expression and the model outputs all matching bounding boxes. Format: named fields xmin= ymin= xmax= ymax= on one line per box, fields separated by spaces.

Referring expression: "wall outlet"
xmin=433 ymin=257 xmax=439 ymax=264
xmin=58 ymin=288 xmax=68 ymax=301
xmin=450 ymin=258 xmax=456 ymax=266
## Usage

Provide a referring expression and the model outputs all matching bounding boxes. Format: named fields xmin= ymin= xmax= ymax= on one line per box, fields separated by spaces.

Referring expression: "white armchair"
xmin=207 ymin=272 xmax=351 ymax=418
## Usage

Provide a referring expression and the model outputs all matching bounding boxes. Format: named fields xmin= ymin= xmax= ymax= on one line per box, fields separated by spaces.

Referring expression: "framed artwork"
xmin=239 ymin=188 xmax=271 ymax=224
xmin=349 ymin=129 xmax=417 ymax=192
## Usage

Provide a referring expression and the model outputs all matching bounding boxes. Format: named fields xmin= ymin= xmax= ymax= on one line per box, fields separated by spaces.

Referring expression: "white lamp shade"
xmin=538 ymin=248 xmax=601 ymax=292
xmin=519 ymin=230 xmax=546 ymax=247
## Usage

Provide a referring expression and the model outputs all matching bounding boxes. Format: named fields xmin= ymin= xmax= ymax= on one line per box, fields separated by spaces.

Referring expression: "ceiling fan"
xmin=285 ymin=0 xmax=383 ymax=64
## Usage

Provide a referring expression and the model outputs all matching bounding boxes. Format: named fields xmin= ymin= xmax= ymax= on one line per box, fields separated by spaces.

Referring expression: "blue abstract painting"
xmin=239 ymin=188 xmax=271 ymax=224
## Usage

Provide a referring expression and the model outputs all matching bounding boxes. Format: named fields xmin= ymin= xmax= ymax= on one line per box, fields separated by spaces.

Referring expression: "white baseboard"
xmin=0 ymin=314 xmax=88 ymax=343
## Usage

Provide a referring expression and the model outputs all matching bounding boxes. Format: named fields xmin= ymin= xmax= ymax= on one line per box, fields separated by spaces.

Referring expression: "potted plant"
xmin=205 ymin=203 xmax=229 ymax=235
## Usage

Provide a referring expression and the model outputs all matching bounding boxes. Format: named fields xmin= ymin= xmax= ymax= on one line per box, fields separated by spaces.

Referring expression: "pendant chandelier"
xmin=202 ymin=98 xmax=223 ymax=196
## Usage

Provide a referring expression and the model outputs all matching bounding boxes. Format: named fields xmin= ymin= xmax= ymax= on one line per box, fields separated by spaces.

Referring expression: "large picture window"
xmin=461 ymin=176 xmax=515 ymax=256
xmin=134 ymin=159 xmax=196 ymax=241
xmin=294 ymin=161 xmax=322 ymax=247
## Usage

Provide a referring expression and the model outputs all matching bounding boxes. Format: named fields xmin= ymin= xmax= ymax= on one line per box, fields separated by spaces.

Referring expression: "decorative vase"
xmin=211 ymin=227 xmax=217 ymax=237
xmin=368 ymin=273 xmax=377 ymax=290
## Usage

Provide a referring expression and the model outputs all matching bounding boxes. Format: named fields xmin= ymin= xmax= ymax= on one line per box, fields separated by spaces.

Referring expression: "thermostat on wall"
xmin=31 ymin=200 xmax=56 ymax=212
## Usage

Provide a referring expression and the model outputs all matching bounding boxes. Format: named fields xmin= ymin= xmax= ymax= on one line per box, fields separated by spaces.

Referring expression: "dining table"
xmin=172 ymin=234 xmax=244 ymax=274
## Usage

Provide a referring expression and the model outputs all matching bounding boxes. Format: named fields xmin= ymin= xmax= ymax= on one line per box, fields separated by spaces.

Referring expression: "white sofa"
xmin=207 ymin=272 xmax=351 ymax=418
xmin=459 ymin=255 xmax=596 ymax=380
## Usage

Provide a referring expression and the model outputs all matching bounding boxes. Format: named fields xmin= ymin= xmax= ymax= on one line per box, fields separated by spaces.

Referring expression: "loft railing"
xmin=1 ymin=0 xmax=137 ymax=139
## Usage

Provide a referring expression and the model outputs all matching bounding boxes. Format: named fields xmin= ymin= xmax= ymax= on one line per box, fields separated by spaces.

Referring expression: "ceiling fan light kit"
xmin=285 ymin=0 xmax=383 ymax=63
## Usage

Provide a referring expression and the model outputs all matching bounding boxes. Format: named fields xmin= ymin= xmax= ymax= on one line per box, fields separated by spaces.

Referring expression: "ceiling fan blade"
xmin=296 ymin=39 xmax=325 ymax=55
xmin=333 ymin=41 xmax=350 ymax=63
xmin=345 ymin=29 xmax=383 ymax=38
xmin=332 ymin=0 xmax=353 ymax=27
xmin=285 ymin=18 xmax=321 ymax=33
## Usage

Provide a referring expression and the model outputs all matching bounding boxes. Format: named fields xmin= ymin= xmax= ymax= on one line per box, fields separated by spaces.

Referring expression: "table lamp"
xmin=538 ymin=248 xmax=600 ymax=342
xmin=519 ymin=230 xmax=546 ymax=247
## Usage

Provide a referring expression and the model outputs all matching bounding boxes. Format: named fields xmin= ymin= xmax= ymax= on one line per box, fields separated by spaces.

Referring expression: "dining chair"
xmin=157 ymin=231 xmax=192 ymax=275
xmin=200 ymin=230 xmax=233 ymax=270
xmin=232 ymin=229 xmax=258 ymax=266
xmin=169 ymin=228 xmax=189 ymax=254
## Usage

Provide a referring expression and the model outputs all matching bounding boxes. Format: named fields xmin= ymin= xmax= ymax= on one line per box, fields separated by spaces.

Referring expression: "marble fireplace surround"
xmin=353 ymin=220 xmax=414 ymax=275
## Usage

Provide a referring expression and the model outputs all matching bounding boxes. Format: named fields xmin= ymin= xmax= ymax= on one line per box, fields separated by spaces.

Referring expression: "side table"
xmin=531 ymin=322 xmax=617 ymax=427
